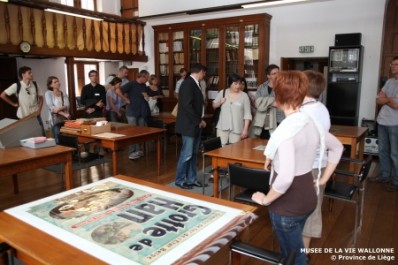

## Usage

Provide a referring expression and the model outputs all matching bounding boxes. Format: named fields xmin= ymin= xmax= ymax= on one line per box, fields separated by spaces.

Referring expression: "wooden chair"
xmin=324 ymin=155 xmax=373 ymax=244
xmin=230 ymin=240 xmax=296 ymax=265
xmin=228 ymin=163 xmax=270 ymax=204
xmin=201 ymin=137 xmax=228 ymax=195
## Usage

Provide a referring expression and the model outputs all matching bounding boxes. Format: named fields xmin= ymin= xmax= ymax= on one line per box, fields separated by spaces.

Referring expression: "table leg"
xmin=157 ymin=135 xmax=161 ymax=176
xmin=112 ymin=150 xmax=118 ymax=176
xmin=12 ymin=174 xmax=18 ymax=194
xmin=64 ymin=153 xmax=73 ymax=189
xmin=212 ymin=158 xmax=219 ymax=198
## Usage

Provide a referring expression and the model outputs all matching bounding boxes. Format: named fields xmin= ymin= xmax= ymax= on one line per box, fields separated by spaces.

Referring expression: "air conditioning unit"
xmin=364 ymin=136 xmax=378 ymax=155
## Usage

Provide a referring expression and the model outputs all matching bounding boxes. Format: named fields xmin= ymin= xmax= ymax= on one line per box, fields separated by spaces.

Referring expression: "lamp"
xmin=0 ymin=0 xmax=9 ymax=2
xmin=45 ymin=8 xmax=103 ymax=21
xmin=242 ymin=0 xmax=311 ymax=9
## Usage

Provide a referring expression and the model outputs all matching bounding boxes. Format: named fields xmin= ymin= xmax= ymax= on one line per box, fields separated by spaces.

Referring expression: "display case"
xmin=326 ymin=45 xmax=363 ymax=125
xmin=153 ymin=14 xmax=271 ymax=101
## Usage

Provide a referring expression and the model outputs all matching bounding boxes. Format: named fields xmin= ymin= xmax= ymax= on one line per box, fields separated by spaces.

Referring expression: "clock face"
xmin=20 ymin=41 xmax=31 ymax=53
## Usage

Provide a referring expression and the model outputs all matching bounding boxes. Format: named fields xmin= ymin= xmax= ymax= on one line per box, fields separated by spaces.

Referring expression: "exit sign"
xmin=299 ymin=45 xmax=314 ymax=53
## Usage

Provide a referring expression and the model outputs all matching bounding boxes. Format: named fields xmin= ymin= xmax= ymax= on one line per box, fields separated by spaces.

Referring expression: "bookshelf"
xmin=153 ymin=14 xmax=271 ymax=98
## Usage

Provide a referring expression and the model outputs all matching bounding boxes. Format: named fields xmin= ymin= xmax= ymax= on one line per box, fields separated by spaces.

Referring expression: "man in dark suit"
xmin=175 ymin=63 xmax=207 ymax=189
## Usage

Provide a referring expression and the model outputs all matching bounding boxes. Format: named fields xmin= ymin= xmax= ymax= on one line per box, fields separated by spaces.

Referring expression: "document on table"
xmin=253 ymin=145 xmax=266 ymax=151
xmin=92 ymin=132 xmax=126 ymax=138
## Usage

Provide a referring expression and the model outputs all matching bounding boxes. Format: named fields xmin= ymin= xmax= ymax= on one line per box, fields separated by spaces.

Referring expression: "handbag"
xmin=212 ymin=89 xmax=226 ymax=126
xmin=52 ymin=113 xmax=66 ymax=125
xmin=51 ymin=91 xmax=67 ymax=125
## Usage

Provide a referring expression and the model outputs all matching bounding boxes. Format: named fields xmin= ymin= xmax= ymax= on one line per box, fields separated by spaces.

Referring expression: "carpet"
xmin=166 ymin=167 xmax=229 ymax=197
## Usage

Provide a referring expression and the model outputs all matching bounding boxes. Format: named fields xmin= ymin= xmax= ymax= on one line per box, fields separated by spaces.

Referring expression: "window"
xmin=50 ymin=0 xmax=97 ymax=11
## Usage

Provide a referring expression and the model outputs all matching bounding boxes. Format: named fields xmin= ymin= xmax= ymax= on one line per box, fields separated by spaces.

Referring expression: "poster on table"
xmin=6 ymin=177 xmax=252 ymax=265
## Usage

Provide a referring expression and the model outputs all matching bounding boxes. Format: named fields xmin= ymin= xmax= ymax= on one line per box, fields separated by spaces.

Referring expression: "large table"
xmin=62 ymin=125 xmax=165 ymax=176
xmin=330 ymin=125 xmax=368 ymax=160
xmin=0 ymin=145 xmax=74 ymax=192
xmin=204 ymin=138 xmax=267 ymax=198
xmin=0 ymin=175 xmax=256 ymax=265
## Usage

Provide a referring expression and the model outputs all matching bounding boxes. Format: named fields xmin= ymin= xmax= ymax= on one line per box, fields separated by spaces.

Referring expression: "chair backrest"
xmin=147 ymin=119 xmax=165 ymax=129
xmin=228 ymin=163 xmax=270 ymax=193
xmin=358 ymin=155 xmax=373 ymax=183
xmin=202 ymin=137 xmax=222 ymax=152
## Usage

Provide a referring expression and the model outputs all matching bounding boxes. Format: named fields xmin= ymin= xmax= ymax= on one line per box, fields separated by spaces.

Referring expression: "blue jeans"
xmin=269 ymin=211 xmax=310 ymax=265
xmin=52 ymin=124 xmax=62 ymax=144
xmin=378 ymin=124 xmax=398 ymax=185
xmin=175 ymin=129 xmax=202 ymax=185
xmin=127 ymin=116 xmax=146 ymax=154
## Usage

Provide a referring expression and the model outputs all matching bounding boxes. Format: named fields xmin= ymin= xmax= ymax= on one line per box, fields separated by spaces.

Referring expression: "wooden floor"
xmin=0 ymin=140 xmax=397 ymax=265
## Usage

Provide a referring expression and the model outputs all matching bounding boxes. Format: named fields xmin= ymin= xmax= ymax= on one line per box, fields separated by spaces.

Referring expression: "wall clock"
xmin=19 ymin=41 xmax=31 ymax=53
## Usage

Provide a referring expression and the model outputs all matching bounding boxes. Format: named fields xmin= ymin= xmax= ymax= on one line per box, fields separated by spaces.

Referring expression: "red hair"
xmin=273 ymin=71 xmax=308 ymax=109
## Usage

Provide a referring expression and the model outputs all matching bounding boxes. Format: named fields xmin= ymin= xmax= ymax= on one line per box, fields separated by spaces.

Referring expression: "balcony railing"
xmin=0 ymin=2 xmax=147 ymax=61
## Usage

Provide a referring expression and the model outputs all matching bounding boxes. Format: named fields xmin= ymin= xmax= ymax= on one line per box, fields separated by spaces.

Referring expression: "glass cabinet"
xmin=153 ymin=14 xmax=271 ymax=99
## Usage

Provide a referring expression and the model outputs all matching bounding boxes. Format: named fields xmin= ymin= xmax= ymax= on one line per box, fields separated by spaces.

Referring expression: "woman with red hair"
xmin=252 ymin=71 xmax=343 ymax=265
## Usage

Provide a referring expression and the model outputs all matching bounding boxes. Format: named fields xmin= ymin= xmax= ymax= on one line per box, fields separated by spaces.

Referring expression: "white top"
xmin=214 ymin=89 xmax=252 ymax=134
xmin=4 ymin=81 xmax=42 ymax=119
xmin=300 ymin=101 xmax=331 ymax=168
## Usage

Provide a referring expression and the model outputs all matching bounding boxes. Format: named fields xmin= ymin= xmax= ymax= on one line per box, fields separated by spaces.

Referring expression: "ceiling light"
xmin=45 ymin=8 xmax=103 ymax=21
xmin=242 ymin=0 xmax=310 ymax=9
xmin=0 ymin=0 xmax=9 ymax=2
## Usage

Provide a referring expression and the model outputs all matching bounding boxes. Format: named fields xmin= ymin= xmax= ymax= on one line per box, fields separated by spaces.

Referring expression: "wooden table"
xmin=0 ymin=175 xmax=256 ymax=265
xmin=0 ymin=145 xmax=74 ymax=192
xmin=330 ymin=125 xmax=368 ymax=160
xmin=63 ymin=126 xmax=165 ymax=176
xmin=204 ymin=138 xmax=267 ymax=198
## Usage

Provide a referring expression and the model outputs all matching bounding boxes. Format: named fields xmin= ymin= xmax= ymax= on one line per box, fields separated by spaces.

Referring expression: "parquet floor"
xmin=0 ymin=140 xmax=397 ymax=265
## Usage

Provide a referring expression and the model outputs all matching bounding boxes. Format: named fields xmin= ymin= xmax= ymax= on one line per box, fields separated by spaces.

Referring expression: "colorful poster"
xmin=6 ymin=177 xmax=249 ymax=265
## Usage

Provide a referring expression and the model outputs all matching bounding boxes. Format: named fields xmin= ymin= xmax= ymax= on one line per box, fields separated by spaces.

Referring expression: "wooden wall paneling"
xmin=85 ymin=19 xmax=93 ymax=51
xmin=33 ymin=9 xmax=43 ymax=48
xmin=93 ymin=20 xmax=101 ymax=52
xmin=20 ymin=6 xmax=33 ymax=44
xmin=55 ymin=14 xmax=65 ymax=49
xmin=0 ymin=4 xmax=7 ymax=44
xmin=7 ymin=5 xmax=19 ymax=45
xmin=124 ymin=23 xmax=131 ymax=54
xmin=131 ymin=24 xmax=137 ymax=54
xmin=101 ymin=21 xmax=109 ymax=53
xmin=75 ymin=17 xmax=84 ymax=50
xmin=117 ymin=23 xmax=124 ymax=54
xmin=65 ymin=16 xmax=75 ymax=50
xmin=109 ymin=22 xmax=116 ymax=53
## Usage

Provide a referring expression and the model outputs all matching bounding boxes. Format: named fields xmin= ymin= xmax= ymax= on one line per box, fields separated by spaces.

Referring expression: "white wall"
xmin=140 ymin=0 xmax=386 ymax=124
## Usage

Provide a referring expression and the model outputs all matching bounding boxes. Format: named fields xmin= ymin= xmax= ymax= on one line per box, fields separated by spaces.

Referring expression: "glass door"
xmin=243 ymin=24 xmax=259 ymax=90
xmin=225 ymin=26 xmax=239 ymax=86
xmin=158 ymin=32 xmax=169 ymax=92
xmin=173 ymin=31 xmax=185 ymax=94
xmin=189 ymin=29 xmax=202 ymax=69
xmin=206 ymin=28 xmax=219 ymax=90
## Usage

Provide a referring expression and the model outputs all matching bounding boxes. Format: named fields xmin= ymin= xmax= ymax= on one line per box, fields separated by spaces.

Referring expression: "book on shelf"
xmin=158 ymin=33 xmax=168 ymax=42
xmin=173 ymin=53 xmax=184 ymax=64
xmin=159 ymin=53 xmax=169 ymax=64
xmin=173 ymin=40 xmax=183 ymax=52
xmin=159 ymin=42 xmax=169 ymax=53
xmin=173 ymin=31 xmax=184 ymax=40
xmin=208 ymin=75 xmax=219 ymax=88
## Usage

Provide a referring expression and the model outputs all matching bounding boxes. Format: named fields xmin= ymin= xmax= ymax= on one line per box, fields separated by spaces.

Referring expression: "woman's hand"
xmin=264 ymin=159 xmax=272 ymax=171
xmin=252 ymin=192 xmax=266 ymax=205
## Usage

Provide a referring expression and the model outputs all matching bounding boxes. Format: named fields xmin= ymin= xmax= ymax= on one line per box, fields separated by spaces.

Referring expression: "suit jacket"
xmin=175 ymin=76 xmax=204 ymax=137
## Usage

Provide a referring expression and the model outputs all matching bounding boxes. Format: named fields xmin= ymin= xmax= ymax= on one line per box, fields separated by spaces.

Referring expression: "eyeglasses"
xmin=25 ymin=88 xmax=30 ymax=95
xmin=390 ymin=63 xmax=398 ymax=67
